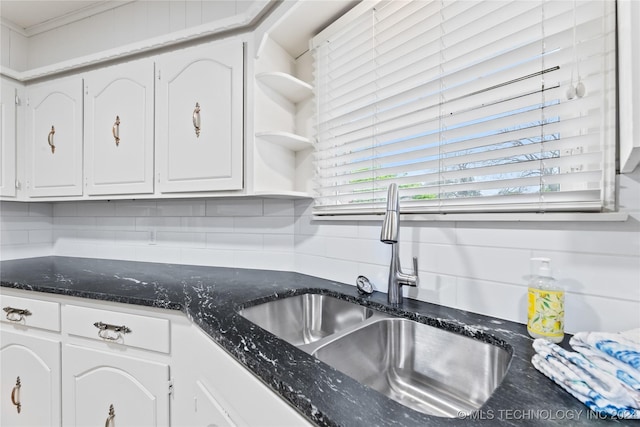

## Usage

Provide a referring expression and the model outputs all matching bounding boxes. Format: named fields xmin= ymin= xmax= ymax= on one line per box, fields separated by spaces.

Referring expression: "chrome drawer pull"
xmin=112 ymin=115 xmax=121 ymax=146
xmin=94 ymin=321 xmax=132 ymax=341
xmin=3 ymin=307 xmax=32 ymax=322
xmin=11 ymin=376 xmax=21 ymax=414
xmin=192 ymin=102 xmax=201 ymax=137
xmin=105 ymin=404 xmax=115 ymax=427
xmin=48 ymin=125 xmax=56 ymax=153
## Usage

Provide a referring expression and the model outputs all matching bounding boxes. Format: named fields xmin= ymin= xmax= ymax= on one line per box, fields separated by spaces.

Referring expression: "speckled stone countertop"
xmin=0 ymin=256 xmax=633 ymax=426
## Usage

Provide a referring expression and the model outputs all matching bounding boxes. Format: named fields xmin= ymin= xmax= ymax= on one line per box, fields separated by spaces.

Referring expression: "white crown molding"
xmin=10 ymin=1 xmax=134 ymax=37
xmin=0 ymin=17 xmax=28 ymax=37
xmin=0 ymin=0 xmax=275 ymax=82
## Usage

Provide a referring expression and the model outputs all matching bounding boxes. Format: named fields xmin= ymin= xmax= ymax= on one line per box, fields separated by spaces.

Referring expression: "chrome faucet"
xmin=380 ymin=183 xmax=419 ymax=304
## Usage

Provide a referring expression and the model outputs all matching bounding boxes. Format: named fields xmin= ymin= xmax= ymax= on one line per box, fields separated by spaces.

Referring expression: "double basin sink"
xmin=239 ymin=293 xmax=511 ymax=418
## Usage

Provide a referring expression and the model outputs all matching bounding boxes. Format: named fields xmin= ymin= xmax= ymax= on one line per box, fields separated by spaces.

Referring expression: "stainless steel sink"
xmin=239 ymin=293 xmax=511 ymax=418
xmin=312 ymin=318 xmax=511 ymax=418
xmin=238 ymin=293 xmax=374 ymax=346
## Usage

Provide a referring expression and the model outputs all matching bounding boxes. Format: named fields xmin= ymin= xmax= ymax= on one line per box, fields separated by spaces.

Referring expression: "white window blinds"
xmin=312 ymin=0 xmax=617 ymax=215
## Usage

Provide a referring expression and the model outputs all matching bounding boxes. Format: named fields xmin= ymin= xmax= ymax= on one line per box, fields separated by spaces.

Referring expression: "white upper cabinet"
xmin=156 ymin=39 xmax=244 ymax=193
xmin=25 ymin=76 xmax=83 ymax=197
xmin=0 ymin=78 xmax=18 ymax=197
xmin=84 ymin=59 xmax=155 ymax=195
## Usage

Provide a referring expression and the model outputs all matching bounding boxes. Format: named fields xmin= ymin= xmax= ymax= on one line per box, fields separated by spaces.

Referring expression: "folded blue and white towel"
xmin=570 ymin=336 xmax=640 ymax=391
xmin=531 ymin=330 xmax=640 ymax=419
xmin=571 ymin=331 xmax=640 ymax=369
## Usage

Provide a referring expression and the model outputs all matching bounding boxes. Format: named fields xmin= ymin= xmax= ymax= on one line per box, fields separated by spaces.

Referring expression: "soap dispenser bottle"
xmin=527 ymin=257 xmax=564 ymax=343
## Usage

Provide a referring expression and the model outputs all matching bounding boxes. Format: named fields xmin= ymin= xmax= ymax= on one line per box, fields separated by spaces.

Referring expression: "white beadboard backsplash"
xmin=1 ymin=170 xmax=639 ymax=333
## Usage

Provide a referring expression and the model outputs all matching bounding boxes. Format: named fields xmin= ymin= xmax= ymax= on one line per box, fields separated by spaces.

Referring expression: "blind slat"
xmin=313 ymin=0 xmax=616 ymax=215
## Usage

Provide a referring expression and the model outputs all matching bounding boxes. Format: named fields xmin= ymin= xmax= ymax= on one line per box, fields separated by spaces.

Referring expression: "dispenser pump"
xmin=532 ymin=257 xmax=553 ymax=282
xmin=539 ymin=260 xmax=550 ymax=277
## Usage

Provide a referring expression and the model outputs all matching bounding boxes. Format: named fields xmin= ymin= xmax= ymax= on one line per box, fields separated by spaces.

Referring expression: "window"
xmin=312 ymin=0 xmax=617 ymax=215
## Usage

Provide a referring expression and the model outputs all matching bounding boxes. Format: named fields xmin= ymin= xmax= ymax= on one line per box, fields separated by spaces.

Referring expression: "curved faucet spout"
xmin=380 ymin=183 xmax=419 ymax=304
xmin=380 ymin=184 xmax=399 ymax=244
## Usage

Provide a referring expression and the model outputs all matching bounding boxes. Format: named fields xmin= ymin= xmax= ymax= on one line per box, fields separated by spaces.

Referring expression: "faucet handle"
xmin=413 ymin=257 xmax=418 ymax=275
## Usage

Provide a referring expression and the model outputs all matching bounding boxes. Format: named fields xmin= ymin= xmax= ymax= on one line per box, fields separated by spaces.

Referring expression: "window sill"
xmin=312 ymin=212 xmax=629 ymax=222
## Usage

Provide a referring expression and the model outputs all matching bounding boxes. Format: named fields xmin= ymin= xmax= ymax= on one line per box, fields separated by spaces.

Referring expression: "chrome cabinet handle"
xmin=112 ymin=116 xmax=120 ymax=146
xmin=94 ymin=321 xmax=132 ymax=341
xmin=105 ymin=404 xmax=115 ymax=427
xmin=11 ymin=376 xmax=21 ymax=414
xmin=3 ymin=307 xmax=32 ymax=322
xmin=192 ymin=102 xmax=201 ymax=137
xmin=48 ymin=125 xmax=56 ymax=153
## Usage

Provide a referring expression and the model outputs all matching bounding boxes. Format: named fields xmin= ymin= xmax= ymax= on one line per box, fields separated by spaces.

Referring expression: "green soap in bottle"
xmin=527 ymin=257 xmax=564 ymax=343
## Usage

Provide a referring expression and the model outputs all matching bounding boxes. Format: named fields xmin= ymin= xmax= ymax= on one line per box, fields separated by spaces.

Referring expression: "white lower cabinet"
xmin=61 ymin=302 xmax=172 ymax=427
xmin=172 ymin=323 xmax=312 ymax=427
xmin=62 ymin=344 xmax=170 ymax=427
xmin=0 ymin=290 xmax=312 ymax=427
xmin=193 ymin=379 xmax=236 ymax=427
xmin=0 ymin=331 xmax=62 ymax=426
xmin=0 ymin=293 xmax=62 ymax=426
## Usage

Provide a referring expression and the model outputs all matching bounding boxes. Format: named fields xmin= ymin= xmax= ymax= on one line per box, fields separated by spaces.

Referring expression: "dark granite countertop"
xmin=0 ymin=256 xmax=633 ymax=426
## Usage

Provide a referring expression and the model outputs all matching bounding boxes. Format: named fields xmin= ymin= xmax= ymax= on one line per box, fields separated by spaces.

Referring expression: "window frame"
xmin=310 ymin=0 xmax=622 ymax=219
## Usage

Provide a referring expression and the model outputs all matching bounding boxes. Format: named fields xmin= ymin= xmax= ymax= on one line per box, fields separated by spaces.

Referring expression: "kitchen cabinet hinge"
xmin=168 ymin=379 xmax=174 ymax=396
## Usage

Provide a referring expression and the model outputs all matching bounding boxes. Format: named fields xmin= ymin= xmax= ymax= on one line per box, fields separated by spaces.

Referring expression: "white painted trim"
xmin=313 ymin=212 xmax=629 ymax=222
xmin=253 ymin=0 xmax=298 ymax=58
xmin=253 ymin=191 xmax=312 ymax=199
xmin=618 ymin=0 xmax=640 ymax=173
xmin=0 ymin=1 xmax=272 ymax=82
xmin=310 ymin=0 xmax=379 ymax=49
xmin=0 ymin=17 xmax=28 ymax=37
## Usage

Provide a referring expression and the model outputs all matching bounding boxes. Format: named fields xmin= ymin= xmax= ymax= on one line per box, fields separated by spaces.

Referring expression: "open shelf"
xmin=255 ymin=131 xmax=313 ymax=151
xmin=256 ymin=72 xmax=313 ymax=104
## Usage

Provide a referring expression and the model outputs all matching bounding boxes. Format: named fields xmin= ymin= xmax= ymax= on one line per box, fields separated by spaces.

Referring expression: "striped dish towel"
xmin=531 ymin=331 xmax=640 ymax=419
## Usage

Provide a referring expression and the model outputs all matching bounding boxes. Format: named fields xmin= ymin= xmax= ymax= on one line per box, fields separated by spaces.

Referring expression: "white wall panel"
xmin=0 ymin=201 xmax=53 ymax=260
xmin=206 ymin=233 xmax=263 ymax=251
xmin=181 ymin=217 xmax=234 ymax=233
xmin=456 ymin=278 xmax=527 ymax=325
xmin=181 ymin=247 xmax=235 ymax=268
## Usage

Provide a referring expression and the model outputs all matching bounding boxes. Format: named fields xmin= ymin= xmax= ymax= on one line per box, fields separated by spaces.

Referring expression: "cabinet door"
xmin=84 ymin=59 xmax=154 ymax=195
xmin=0 ymin=331 xmax=61 ymax=426
xmin=173 ymin=325 xmax=312 ymax=427
xmin=25 ymin=76 xmax=83 ymax=197
xmin=194 ymin=380 xmax=235 ymax=427
xmin=62 ymin=344 xmax=170 ymax=427
xmin=0 ymin=78 xmax=18 ymax=197
xmin=156 ymin=40 xmax=243 ymax=193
